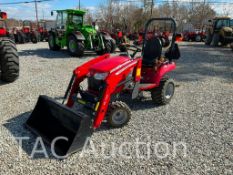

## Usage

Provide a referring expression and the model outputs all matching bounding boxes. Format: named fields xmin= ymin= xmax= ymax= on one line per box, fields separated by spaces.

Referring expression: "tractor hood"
xmin=222 ymin=26 xmax=233 ymax=32
xmin=90 ymin=56 xmax=131 ymax=73
xmin=81 ymin=25 xmax=97 ymax=34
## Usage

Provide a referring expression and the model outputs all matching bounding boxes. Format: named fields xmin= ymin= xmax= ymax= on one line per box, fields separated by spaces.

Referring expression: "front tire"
xmin=68 ymin=35 xmax=84 ymax=57
xmin=211 ymin=33 xmax=219 ymax=46
xmin=151 ymin=78 xmax=175 ymax=105
xmin=110 ymin=39 xmax=116 ymax=53
xmin=48 ymin=34 xmax=61 ymax=51
xmin=107 ymin=101 xmax=131 ymax=128
xmin=17 ymin=31 xmax=26 ymax=44
xmin=96 ymin=40 xmax=112 ymax=55
xmin=205 ymin=33 xmax=212 ymax=45
xmin=31 ymin=32 xmax=39 ymax=44
xmin=0 ymin=39 xmax=19 ymax=82
xmin=195 ymin=35 xmax=202 ymax=42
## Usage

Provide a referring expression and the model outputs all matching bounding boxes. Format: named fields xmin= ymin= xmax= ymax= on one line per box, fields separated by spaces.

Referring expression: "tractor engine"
xmin=87 ymin=55 xmax=133 ymax=93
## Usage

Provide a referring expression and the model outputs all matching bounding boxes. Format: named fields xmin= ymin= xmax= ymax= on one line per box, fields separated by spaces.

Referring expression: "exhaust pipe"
xmin=26 ymin=95 xmax=93 ymax=157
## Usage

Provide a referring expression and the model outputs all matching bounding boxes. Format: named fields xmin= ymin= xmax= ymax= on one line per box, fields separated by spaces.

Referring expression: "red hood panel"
xmin=90 ymin=55 xmax=131 ymax=73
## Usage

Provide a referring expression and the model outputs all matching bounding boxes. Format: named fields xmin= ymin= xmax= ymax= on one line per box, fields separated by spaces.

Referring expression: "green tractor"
xmin=48 ymin=9 xmax=115 ymax=57
xmin=205 ymin=17 xmax=233 ymax=46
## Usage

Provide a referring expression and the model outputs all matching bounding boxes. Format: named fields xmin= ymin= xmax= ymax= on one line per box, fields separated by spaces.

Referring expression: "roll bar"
xmin=142 ymin=18 xmax=177 ymax=56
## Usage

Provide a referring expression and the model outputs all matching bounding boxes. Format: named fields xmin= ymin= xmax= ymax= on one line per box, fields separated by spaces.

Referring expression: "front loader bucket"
xmin=26 ymin=95 xmax=93 ymax=157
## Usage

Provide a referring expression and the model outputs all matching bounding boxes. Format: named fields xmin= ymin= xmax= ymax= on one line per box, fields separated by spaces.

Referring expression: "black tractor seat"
xmin=142 ymin=37 xmax=162 ymax=67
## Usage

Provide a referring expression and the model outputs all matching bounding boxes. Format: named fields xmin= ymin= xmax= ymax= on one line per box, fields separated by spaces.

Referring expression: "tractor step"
xmin=26 ymin=95 xmax=93 ymax=157
xmin=138 ymin=83 xmax=157 ymax=91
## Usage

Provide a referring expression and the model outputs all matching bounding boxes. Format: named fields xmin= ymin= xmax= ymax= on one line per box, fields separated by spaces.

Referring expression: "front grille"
xmin=88 ymin=77 xmax=103 ymax=92
xmin=225 ymin=32 xmax=232 ymax=37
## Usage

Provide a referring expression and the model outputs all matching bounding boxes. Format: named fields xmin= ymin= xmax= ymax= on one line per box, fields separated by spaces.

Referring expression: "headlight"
xmin=94 ymin=72 xmax=108 ymax=80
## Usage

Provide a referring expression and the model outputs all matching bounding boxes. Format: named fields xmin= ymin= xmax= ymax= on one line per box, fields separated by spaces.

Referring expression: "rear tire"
xmin=151 ymin=78 xmax=175 ymax=105
xmin=0 ymin=39 xmax=19 ymax=82
xmin=107 ymin=101 xmax=131 ymax=128
xmin=31 ymin=31 xmax=39 ymax=44
xmin=48 ymin=34 xmax=61 ymax=51
xmin=67 ymin=35 xmax=84 ymax=57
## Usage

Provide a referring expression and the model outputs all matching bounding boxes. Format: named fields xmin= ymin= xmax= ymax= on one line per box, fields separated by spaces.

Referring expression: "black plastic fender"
xmin=72 ymin=31 xmax=85 ymax=41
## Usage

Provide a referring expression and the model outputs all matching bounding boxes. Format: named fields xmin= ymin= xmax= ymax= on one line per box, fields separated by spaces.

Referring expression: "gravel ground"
xmin=0 ymin=42 xmax=232 ymax=174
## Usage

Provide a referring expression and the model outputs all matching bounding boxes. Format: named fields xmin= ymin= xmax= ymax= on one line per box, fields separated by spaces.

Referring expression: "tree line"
xmin=5 ymin=0 xmax=217 ymax=33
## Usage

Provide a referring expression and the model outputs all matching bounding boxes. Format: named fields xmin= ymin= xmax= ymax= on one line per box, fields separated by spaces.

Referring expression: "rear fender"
xmin=72 ymin=31 xmax=85 ymax=41
xmin=154 ymin=62 xmax=176 ymax=85
xmin=66 ymin=54 xmax=110 ymax=107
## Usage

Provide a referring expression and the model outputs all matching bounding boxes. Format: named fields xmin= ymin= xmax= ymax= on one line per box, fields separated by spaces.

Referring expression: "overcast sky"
xmin=1 ymin=0 xmax=232 ymax=20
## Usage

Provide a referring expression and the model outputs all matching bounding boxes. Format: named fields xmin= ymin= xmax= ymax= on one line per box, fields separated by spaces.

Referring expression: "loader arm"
xmin=66 ymin=54 xmax=110 ymax=107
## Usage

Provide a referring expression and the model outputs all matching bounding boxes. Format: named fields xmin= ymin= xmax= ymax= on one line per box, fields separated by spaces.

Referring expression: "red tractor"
xmin=16 ymin=20 xmax=39 ymax=44
xmin=183 ymin=30 xmax=206 ymax=42
xmin=107 ymin=29 xmax=130 ymax=52
xmin=0 ymin=12 xmax=14 ymax=41
xmin=26 ymin=18 xmax=180 ymax=157
xmin=38 ymin=21 xmax=49 ymax=42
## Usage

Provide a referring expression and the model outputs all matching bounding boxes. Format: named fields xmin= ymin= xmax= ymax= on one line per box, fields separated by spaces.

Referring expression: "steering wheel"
xmin=121 ymin=43 xmax=141 ymax=58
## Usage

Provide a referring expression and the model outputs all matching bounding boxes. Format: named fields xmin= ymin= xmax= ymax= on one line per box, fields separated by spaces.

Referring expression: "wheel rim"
xmin=69 ymin=39 xmax=77 ymax=53
xmin=112 ymin=109 xmax=128 ymax=125
xmin=165 ymin=82 xmax=174 ymax=99
xmin=49 ymin=35 xmax=54 ymax=47
xmin=196 ymin=35 xmax=201 ymax=41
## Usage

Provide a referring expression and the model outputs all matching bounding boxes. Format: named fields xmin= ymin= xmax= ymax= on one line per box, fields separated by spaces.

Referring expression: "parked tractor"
xmin=0 ymin=11 xmax=19 ymax=82
xmin=111 ymin=30 xmax=130 ymax=52
xmin=26 ymin=18 xmax=180 ymax=157
xmin=0 ymin=11 xmax=14 ymax=41
xmin=38 ymin=21 xmax=49 ymax=42
xmin=133 ymin=31 xmax=144 ymax=45
xmin=205 ymin=17 xmax=233 ymax=46
xmin=134 ymin=31 xmax=170 ymax=47
xmin=183 ymin=30 xmax=206 ymax=42
xmin=127 ymin=32 xmax=138 ymax=41
xmin=16 ymin=20 xmax=39 ymax=44
xmin=48 ymin=9 xmax=115 ymax=57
